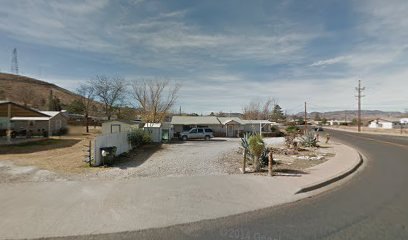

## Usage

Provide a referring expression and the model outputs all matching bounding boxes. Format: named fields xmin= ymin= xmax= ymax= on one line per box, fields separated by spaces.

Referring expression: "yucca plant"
xmin=300 ymin=131 xmax=318 ymax=147
xmin=240 ymin=133 xmax=251 ymax=173
xmin=248 ymin=134 xmax=265 ymax=171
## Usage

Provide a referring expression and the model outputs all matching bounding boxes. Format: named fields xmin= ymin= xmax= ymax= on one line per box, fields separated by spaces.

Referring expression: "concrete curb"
xmin=295 ymin=150 xmax=364 ymax=194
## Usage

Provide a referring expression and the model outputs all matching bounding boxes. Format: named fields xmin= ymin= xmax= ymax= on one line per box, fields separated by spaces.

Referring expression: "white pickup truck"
xmin=179 ymin=128 xmax=214 ymax=141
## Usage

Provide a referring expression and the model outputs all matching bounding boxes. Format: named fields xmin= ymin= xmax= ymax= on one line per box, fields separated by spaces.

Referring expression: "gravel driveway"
xmin=0 ymin=137 xmax=285 ymax=182
xmin=90 ymin=138 xmax=243 ymax=180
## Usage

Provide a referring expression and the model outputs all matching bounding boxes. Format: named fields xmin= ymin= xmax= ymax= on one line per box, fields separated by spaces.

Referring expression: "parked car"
xmin=179 ymin=128 xmax=214 ymax=141
xmin=314 ymin=127 xmax=324 ymax=132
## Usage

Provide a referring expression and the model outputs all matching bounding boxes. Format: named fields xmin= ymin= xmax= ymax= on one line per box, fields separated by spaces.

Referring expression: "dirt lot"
xmin=0 ymin=126 xmax=101 ymax=182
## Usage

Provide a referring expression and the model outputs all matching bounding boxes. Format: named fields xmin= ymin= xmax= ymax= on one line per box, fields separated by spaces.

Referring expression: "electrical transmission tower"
xmin=355 ymin=80 xmax=365 ymax=132
xmin=11 ymin=48 xmax=19 ymax=75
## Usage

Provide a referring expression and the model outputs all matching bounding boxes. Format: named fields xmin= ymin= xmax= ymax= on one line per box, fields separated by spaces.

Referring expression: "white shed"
xmin=143 ymin=123 xmax=162 ymax=143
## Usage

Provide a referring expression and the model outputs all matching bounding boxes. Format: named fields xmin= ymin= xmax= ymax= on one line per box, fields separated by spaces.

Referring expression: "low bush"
xmin=285 ymin=125 xmax=300 ymax=133
xmin=128 ymin=129 xmax=152 ymax=147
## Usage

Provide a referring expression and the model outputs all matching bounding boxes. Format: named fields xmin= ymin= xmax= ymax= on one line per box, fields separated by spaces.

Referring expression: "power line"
xmin=304 ymin=101 xmax=307 ymax=133
xmin=355 ymin=80 xmax=365 ymax=132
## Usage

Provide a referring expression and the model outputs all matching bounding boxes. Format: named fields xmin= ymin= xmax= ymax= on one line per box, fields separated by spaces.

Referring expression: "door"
xmin=227 ymin=125 xmax=234 ymax=137
xmin=197 ymin=128 xmax=204 ymax=138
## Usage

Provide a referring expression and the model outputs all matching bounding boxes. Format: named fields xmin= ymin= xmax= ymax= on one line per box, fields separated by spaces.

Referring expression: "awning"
xmin=11 ymin=117 xmax=50 ymax=121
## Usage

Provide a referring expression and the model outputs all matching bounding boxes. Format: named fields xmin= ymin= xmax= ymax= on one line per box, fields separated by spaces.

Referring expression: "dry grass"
xmin=0 ymin=126 xmax=102 ymax=174
xmin=218 ymin=146 xmax=334 ymax=176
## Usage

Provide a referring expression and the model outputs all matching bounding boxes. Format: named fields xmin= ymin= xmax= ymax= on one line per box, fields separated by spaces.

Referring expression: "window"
xmin=197 ymin=129 xmax=203 ymax=133
xmin=190 ymin=129 xmax=197 ymax=133
xmin=205 ymin=128 xmax=213 ymax=132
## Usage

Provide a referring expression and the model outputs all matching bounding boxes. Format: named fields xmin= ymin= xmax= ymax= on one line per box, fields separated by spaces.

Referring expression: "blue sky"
xmin=0 ymin=0 xmax=407 ymax=114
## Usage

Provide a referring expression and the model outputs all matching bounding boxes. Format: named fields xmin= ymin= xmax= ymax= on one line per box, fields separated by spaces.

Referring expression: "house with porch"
xmin=171 ymin=116 xmax=275 ymax=137
xmin=368 ymin=119 xmax=397 ymax=129
xmin=0 ymin=101 xmax=67 ymax=141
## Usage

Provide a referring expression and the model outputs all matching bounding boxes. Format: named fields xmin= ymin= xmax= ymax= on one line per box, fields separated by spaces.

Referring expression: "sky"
xmin=0 ymin=0 xmax=407 ymax=114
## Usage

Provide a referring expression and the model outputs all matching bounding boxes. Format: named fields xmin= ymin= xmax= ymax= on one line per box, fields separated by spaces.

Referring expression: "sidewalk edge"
xmin=295 ymin=151 xmax=363 ymax=194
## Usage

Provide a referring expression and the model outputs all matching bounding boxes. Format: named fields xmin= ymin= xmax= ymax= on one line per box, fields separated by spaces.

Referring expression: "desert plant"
xmin=240 ymin=133 xmax=251 ymax=173
xmin=128 ymin=129 xmax=152 ymax=147
xmin=284 ymin=132 xmax=296 ymax=148
xmin=248 ymin=134 xmax=265 ymax=171
xmin=300 ymin=131 xmax=318 ymax=147
xmin=285 ymin=125 xmax=299 ymax=133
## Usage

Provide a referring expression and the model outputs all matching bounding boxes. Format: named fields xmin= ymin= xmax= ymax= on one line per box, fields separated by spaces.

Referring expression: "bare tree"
xmin=92 ymin=75 xmax=127 ymax=120
xmin=17 ymin=86 xmax=35 ymax=106
xmin=242 ymin=98 xmax=276 ymax=120
xmin=131 ymin=78 xmax=181 ymax=123
xmin=76 ymin=82 xmax=95 ymax=133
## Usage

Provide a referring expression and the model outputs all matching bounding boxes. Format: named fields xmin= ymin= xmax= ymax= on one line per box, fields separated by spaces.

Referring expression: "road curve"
xmin=50 ymin=130 xmax=408 ymax=240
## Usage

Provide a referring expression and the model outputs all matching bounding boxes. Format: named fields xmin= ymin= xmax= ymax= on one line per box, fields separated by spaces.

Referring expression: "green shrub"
xmin=128 ymin=129 xmax=152 ymax=147
xmin=286 ymin=125 xmax=299 ymax=133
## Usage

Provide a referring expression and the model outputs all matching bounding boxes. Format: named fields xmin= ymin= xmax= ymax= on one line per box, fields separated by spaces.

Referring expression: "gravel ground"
xmin=0 ymin=136 xmax=334 ymax=182
xmin=0 ymin=160 xmax=66 ymax=183
xmin=76 ymin=138 xmax=243 ymax=180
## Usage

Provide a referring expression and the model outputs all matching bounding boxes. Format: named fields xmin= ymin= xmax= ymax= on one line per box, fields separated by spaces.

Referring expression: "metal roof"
xmin=40 ymin=111 xmax=61 ymax=118
xmin=11 ymin=117 xmax=50 ymax=121
xmin=241 ymin=119 xmax=274 ymax=124
xmin=217 ymin=117 xmax=245 ymax=125
xmin=171 ymin=116 xmax=275 ymax=126
xmin=171 ymin=116 xmax=221 ymax=125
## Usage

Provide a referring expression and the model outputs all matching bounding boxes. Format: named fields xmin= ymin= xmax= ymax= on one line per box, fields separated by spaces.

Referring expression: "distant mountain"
xmin=306 ymin=110 xmax=406 ymax=121
xmin=0 ymin=72 xmax=80 ymax=110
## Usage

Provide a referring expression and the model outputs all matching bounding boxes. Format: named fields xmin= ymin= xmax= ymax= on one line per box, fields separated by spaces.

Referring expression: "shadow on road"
xmin=113 ymin=144 xmax=163 ymax=170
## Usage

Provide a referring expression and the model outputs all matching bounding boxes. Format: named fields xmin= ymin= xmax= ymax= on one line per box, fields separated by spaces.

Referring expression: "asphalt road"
xmin=50 ymin=130 xmax=408 ymax=240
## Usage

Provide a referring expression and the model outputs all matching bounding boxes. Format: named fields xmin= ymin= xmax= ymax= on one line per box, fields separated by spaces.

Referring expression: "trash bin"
xmin=100 ymin=146 xmax=117 ymax=166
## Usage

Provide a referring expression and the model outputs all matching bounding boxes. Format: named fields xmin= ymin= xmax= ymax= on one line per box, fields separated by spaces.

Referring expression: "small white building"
xmin=143 ymin=122 xmax=174 ymax=143
xmin=143 ymin=123 xmax=162 ymax=143
xmin=327 ymin=120 xmax=352 ymax=126
xmin=368 ymin=119 xmax=395 ymax=129
xmin=400 ymin=118 xmax=408 ymax=124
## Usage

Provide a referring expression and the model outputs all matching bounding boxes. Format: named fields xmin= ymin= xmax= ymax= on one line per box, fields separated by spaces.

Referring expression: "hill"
xmin=307 ymin=110 xmax=406 ymax=121
xmin=0 ymin=73 xmax=81 ymax=110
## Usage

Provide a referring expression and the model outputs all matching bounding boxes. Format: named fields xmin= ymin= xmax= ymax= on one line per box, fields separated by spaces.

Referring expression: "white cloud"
xmin=310 ymin=56 xmax=350 ymax=67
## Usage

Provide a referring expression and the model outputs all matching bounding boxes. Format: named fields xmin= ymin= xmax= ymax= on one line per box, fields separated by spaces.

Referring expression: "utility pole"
xmin=355 ymin=80 xmax=365 ymax=132
xmin=11 ymin=48 xmax=19 ymax=75
xmin=304 ymin=101 xmax=307 ymax=134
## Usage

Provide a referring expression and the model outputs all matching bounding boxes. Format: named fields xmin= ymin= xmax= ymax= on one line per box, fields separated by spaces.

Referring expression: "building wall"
xmin=93 ymin=132 xmax=131 ymax=166
xmin=144 ymin=127 xmax=162 ymax=143
xmin=49 ymin=114 xmax=68 ymax=134
xmin=12 ymin=120 xmax=49 ymax=135
xmin=11 ymin=114 xmax=67 ymax=136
